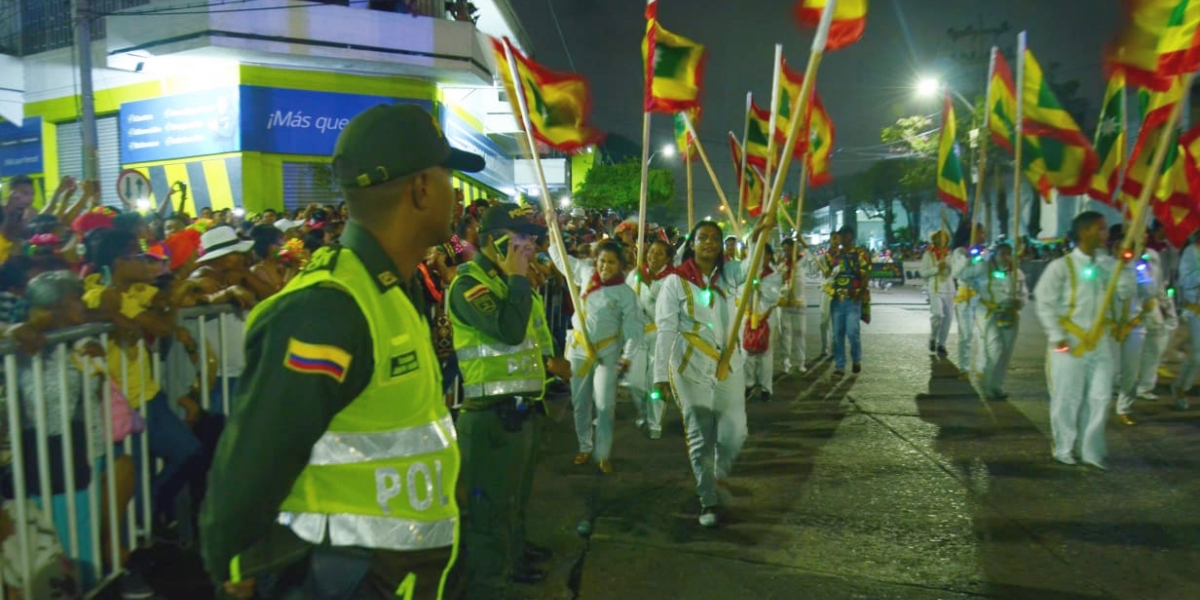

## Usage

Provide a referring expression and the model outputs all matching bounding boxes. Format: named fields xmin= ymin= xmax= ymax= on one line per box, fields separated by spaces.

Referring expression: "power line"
xmin=544 ymin=0 xmax=575 ymax=72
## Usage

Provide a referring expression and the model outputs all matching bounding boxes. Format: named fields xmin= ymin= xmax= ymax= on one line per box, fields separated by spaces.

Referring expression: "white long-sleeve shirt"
xmin=959 ymin=253 xmax=1027 ymax=313
xmin=919 ymin=247 xmax=955 ymax=296
xmin=1176 ymin=243 xmax=1200 ymax=308
xmin=551 ymin=252 xmax=643 ymax=362
xmin=742 ymin=267 xmax=783 ymax=320
xmin=1034 ymin=247 xmax=1136 ymax=348
xmin=654 ymin=258 xmax=751 ymax=385
xmin=626 ymin=267 xmax=670 ymax=322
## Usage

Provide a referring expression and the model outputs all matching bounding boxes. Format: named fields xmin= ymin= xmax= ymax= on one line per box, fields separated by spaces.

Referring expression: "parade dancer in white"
xmin=1136 ymin=244 xmax=1178 ymax=401
xmin=626 ymin=239 xmax=674 ymax=439
xmin=920 ymin=230 xmax=955 ymax=358
xmin=551 ymin=241 xmax=643 ymax=475
xmin=777 ymin=238 xmax=808 ymax=373
xmin=1170 ymin=234 xmax=1200 ymax=410
xmin=655 ymin=220 xmax=756 ymax=528
xmin=744 ymin=245 xmax=782 ymax=401
xmin=1034 ymin=212 xmax=1136 ymax=470
xmin=1108 ymin=224 xmax=1161 ymax=425
xmin=959 ymin=242 xmax=1026 ymax=400
xmin=950 ymin=224 xmax=986 ymax=378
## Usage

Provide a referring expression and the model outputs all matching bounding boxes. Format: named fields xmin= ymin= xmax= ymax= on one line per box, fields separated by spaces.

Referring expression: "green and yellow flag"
xmin=988 ymin=51 xmax=1019 ymax=154
xmin=777 ymin=58 xmax=812 ymax=159
xmin=730 ymin=132 xmax=766 ymax=217
xmin=807 ymin=95 xmax=835 ymax=187
xmin=673 ymin=108 xmax=701 ymax=161
xmin=745 ymin=98 xmax=774 ymax=169
xmin=1020 ymin=48 xmax=1098 ymax=199
xmin=644 ymin=0 xmax=707 ymax=113
xmin=793 ymin=0 xmax=868 ymax=51
xmin=1120 ymin=77 xmax=1185 ymax=210
xmin=1087 ymin=72 xmax=1126 ymax=205
xmin=491 ymin=37 xmax=604 ymax=153
xmin=936 ymin=94 xmax=969 ymax=212
xmin=1107 ymin=0 xmax=1200 ymax=90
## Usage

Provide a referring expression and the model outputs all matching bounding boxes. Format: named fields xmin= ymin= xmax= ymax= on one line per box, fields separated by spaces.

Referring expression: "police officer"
xmin=448 ymin=204 xmax=571 ymax=599
xmin=200 ymin=104 xmax=482 ymax=599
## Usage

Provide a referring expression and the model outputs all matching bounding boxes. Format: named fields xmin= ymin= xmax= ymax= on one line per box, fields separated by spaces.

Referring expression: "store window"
xmin=282 ymin=161 xmax=342 ymax=211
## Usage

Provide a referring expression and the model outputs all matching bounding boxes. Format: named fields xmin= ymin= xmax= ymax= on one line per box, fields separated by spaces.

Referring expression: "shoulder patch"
xmin=284 ymin=338 xmax=352 ymax=383
xmin=463 ymin=283 xmax=490 ymax=301
xmin=470 ymin=295 xmax=498 ymax=314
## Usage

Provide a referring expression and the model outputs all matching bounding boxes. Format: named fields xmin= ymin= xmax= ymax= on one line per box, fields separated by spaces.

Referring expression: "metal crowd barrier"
xmin=0 ymin=304 xmax=242 ymax=598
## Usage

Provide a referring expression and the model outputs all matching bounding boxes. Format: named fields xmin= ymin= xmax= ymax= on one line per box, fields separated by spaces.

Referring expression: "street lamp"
xmin=559 ymin=196 xmax=571 ymax=208
xmin=916 ymin=76 xmax=942 ymax=99
xmin=660 ymin=144 xmax=675 ymax=158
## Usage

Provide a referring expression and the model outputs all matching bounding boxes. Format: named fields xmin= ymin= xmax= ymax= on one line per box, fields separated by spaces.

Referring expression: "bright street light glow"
xmin=661 ymin=145 xmax=676 ymax=158
xmin=916 ymin=76 xmax=942 ymax=98
xmin=559 ymin=197 xmax=571 ymax=208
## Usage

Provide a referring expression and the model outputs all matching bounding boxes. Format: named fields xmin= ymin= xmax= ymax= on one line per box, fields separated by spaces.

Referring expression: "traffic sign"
xmin=116 ymin=169 xmax=153 ymax=209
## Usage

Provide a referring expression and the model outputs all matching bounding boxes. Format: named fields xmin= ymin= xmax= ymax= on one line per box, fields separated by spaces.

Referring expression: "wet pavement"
xmin=522 ymin=285 xmax=1200 ymax=600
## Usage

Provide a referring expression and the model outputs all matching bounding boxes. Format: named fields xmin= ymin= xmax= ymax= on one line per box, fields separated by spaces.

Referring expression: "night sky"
xmin=507 ymin=0 xmax=1123 ymax=219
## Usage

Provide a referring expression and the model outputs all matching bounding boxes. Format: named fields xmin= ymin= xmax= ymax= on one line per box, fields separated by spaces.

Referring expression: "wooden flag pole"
xmin=502 ymin=39 xmax=596 ymax=360
xmin=636 ymin=110 xmax=652 ymax=277
xmin=1085 ymin=71 xmax=1195 ymax=347
xmin=1011 ymin=31 xmax=1026 ymax=304
xmin=715 ymin=0 xmax=837 ymax=381
xmin=761 ymin=43 xmax=784 ymax=231
xmin=971 ymin=47 xmax=997 ymax=248
xmin=738 ymin=92 xmax=752 ymax=225
xmin=786 ymin=163 xmax=810 ymax=305
xmin=682 ymin=111 xmax=743 ymax=237
xmin=686 ymin=143 xmax=695 ymax=230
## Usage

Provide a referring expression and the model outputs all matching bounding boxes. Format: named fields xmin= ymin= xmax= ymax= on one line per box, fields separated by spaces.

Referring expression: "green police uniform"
xmin=201 ymin=224 xmax=461 ymax=599
xmin=448 ymin=247 xmax=549 ymax=599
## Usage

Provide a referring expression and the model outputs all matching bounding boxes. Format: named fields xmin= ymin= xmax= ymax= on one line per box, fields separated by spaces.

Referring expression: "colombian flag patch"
xmin=284 ymin=338 xmax=352 ymax=383
xmin=463 ymin=284 xmax=490 ymax=301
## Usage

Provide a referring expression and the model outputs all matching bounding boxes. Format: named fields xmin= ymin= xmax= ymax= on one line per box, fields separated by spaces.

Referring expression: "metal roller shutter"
xmin=56 ymin=116 xmax=121 ymax=207
xmin=282 ymin=161 xmax=341 ymax=211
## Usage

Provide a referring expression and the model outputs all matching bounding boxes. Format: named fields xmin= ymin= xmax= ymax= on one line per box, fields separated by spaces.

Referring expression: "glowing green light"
xmin=992 ymin=270 xmax=1007 ymax=280
xmin=1168 ymin=287 xmax=1176 ymax=297
xmin=650 ymin=390 xmax=662 ymax=401
xmin=752 ymin=278 xmax=760 ymax=286
xmin=972 ymin=256 xmax=983 ymax=264
xmin=1142 ymin=253 xmax=1151 ymax=261
xmin=1083 ymin=267 xmax=1096 ymax=279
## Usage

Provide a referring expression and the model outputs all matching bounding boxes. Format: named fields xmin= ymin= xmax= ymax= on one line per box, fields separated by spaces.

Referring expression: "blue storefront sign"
xmin=441 ymin=108 xmax=513 ymax=192
xmin=120 ymin=87 xmax=241 ymax=164
xmin=240 ymin=86 xmax=432 ymax=156
xmin=0 ymin=117 xmax=44 ymax=177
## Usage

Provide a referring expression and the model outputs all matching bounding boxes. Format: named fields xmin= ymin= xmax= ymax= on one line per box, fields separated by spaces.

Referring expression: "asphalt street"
xmin=522 ymin=285 xmax=1200 ymax=600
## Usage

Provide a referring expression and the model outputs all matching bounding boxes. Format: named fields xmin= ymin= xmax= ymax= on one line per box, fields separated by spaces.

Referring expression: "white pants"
xmin=568 ymin=355 xmax=620 ymax=461
xmin=1112 ymin=328 xmax=1146 ymax=415
xmin=1137 ymin=326 xmax=1169 ymax=395
xmin=929 ymin=292 xmax=954 ymax=347
xmin=819 ymin=293 xmax=832 ymax=355
xmin=670 ymin=369 xmax=747 ymax=508
xmin=955 ymin=302 xmax=976 ymax=371
xmin=1172 ymin=311 xmax=1200 ymax=396
xmin=627 ymin=334 xmax=665 ymax=433
xmin=745 ymin=337 xmax=774 ymax=394
xmin=779 ymin=306 xmax=806 ymax=370
xmin=975 ymin=312 xmax=1017 ymax=397
xmin=1047 ymin=342 xmax=1115 ymax=464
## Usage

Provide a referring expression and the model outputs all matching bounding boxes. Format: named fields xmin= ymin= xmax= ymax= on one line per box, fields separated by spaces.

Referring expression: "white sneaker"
xmin=635 ymin=418 xmax=646 ymax=429
xmin=798 ymin=365 xmax=808 ymax=373
xmin=1138 ymin=392 xmax=1158 ymax=401
xmin=698 ymin=507 xmax=718 ymax=528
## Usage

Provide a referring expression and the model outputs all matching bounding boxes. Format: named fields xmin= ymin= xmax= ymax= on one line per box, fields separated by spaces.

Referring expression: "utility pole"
xmin=76 ymin=0 xmax=100 ymax=181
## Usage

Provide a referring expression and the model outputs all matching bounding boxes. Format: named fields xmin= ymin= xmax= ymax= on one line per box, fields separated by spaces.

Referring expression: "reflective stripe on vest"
xmin=450 ymin=261 xmax=547 ymax=400
xmin=246 ymin=246 xmax=460 ymax=559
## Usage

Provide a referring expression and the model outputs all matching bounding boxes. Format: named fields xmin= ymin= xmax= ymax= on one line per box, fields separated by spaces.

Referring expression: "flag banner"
xmin=746 ymin=98 xmax=774 ymax=168
xmin=988 ymin=51 xmax=1019 ymax=154
xmin=1087 ymin=71 xmax=1126 ymax=205
xmin=794 ymin=0 xmax=868 ymax=50
xmin=491 ymin=37 xmax=604 ymax=153
xmin=777 ymin=58 xmax=811 ymax=157
xmin=1169 ymin=124 xmax=1200 ymax=246
xmin=730 ymin=132 xmax=767 ymax=217
xmin=644 ymin=0 xmax=708 ymax=113
xmin=674 ymin=108 xmax=701 ymax=161
xmin=1107 ymin=0 xmax=1200 ymax=91
xmin=1121 ymin=79 xmax=1186 ymax=208
xmin=937 ymin=94 xmax=969 ymax=212
xmin=1020 ymin=48 xmax=1099 ymax=198
xmin=807 ymin=94 xmax=835 ymax=187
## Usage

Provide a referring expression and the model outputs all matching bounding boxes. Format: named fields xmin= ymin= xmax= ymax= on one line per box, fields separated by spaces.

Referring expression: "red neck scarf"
xmin=675 ymin=259 xmax=724 ymax=296
xmin=584 ymin=271 xmax=625 ymax=298
xmin=929 ymin=246 xmax=949 ymax=261
xmin=639 ymin=263 xmax=673 ymax=283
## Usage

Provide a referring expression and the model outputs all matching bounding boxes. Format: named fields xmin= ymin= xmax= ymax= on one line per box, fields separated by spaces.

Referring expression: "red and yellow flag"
xmin=987 ymin=51 xmax=1018 ymax=154
xmin=491 ymin=37 xmax=604 ymax=153
xmin=746 ymin=99 xmax=774 ymax=169
xmin=1087 ymin=71 xmax=1126 ymax=205
xmin=1107 ymin=0 xmax=1200 ymax=91
xmin=807 ymin=95 xmax=835 ymax=187
xmin=1169 ymin=124 xmax=1200 ymax=247
xmin=1121 ymin=78 xmax=1186 ymax=209
xmin=777 ymin=58 xmax=812 ymax=158
xmin=644 ymin=0 xmax=707 ymax=113
xmin=936 ymin=94 xmax=969 ymax=212
xmin=1020 ymin=48 xmax=1099 ymax=198
xmin=793 ymin=0 xmax=868 ymax=51
xmin=674 ymin=108 xmax=701 ymax=161
xmin=730 ymin=132 xmax=767 ymax=217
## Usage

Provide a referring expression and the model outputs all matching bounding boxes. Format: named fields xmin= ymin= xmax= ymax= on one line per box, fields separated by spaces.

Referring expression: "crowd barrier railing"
xmin=0 ymin=304 xmax=242 ymax=598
